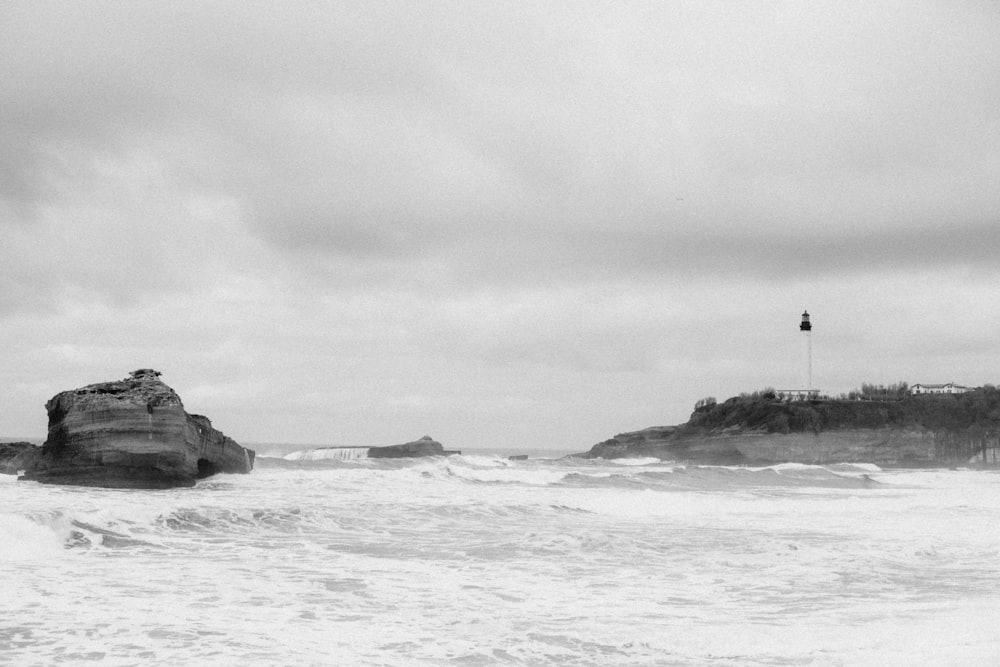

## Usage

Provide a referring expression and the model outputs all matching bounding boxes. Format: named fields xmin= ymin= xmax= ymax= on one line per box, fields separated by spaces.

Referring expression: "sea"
xmin=3 ymin=446 xmax=1000 ymax=666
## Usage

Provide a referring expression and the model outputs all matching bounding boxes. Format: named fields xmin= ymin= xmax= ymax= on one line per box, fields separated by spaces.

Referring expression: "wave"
xmin=559 ymin=464 xmax=881 ymax=492
xmin=0 ymin=457 xmax=892 ymax=564
xmin=605 ymin=457 xmax=663 ymax=466
xmin=827 ymin=462 xmax=883 ymax=473
xmin=355 ymin=455 xmax=881 ymax=492
xmin=0 ymin=514 xmax=65 ymax=560
xmin=255 ymin=453 xmax=886 ymax=493
xmin=444 ymin=463 xmax=570 ymax=486
xmin=282 ymin=447 xmax=370 ymax=462
xmin=0 ymin=503 xmax=330 ymax=554
xmin=449 ymin=454 xmax=513 ymax=467
xmin=0 ymin=509 xmax=159 ymax=557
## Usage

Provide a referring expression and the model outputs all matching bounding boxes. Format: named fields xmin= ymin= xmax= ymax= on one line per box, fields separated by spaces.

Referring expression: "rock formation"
xmin=582 ymin=388 xmax=1000 ymax=466
xmin=368 ymin=435 xmax=458 ymax=458
xmin=585 ymin=426 xmax=943 ymax=466
xmin=0 ymin=442 xmax=40 ymax=475
xmin=20 ymin=369 xmax=254 ymax=488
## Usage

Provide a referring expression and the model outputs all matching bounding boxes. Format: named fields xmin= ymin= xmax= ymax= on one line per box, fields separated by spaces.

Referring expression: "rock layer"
xmin=20 ymin=369 xmax=254 ymax=488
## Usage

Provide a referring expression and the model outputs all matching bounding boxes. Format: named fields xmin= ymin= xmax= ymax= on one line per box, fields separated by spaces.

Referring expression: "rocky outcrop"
xmin=583 ymin=390 xmax=1000 ymax=466
xmin=585 ymin=426 xmax=944 ymax=465
xmin=368 ymin=435 xmax=458 ymax=458
xmin=0 ymin=442 xmax=41 ymax=475
xmin=20 ymin=369 xmax=254 ymax=488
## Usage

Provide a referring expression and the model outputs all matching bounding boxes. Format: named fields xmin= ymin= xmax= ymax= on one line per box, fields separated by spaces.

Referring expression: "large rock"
xmin=0 ymin=442 xmax=41 ymax=475
xmin=20 ymin=369 xmax=254 ymax=488
xmin=368 ymin=435 xmax=456 ymax=458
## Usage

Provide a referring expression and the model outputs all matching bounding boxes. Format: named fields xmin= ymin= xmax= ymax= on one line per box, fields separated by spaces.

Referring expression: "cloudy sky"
xmin=2 ymin=1 xmax=999 ymax=450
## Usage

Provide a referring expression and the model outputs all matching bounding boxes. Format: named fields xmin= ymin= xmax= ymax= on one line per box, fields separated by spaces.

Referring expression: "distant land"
xmin=580 ymin=383 xmax=1000 ymax=467
xmin=8 ymin=381 xmax=1000 ymax=469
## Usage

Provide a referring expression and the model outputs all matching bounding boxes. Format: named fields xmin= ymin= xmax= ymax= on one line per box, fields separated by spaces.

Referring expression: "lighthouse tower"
xmin=800 ymin=311 xmax=812 ymax=391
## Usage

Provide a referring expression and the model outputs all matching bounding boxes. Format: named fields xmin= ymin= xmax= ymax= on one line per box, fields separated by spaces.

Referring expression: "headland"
xmin=581 ymin=384 xmax=1000 ymax=466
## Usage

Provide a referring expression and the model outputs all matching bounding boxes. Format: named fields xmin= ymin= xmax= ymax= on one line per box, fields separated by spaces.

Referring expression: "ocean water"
xmin=3 ymin=451 xmax=1000 ymax=666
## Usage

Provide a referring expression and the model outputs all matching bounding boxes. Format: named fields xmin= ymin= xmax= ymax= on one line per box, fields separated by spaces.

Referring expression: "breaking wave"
xmin=282 ymin=446 xmax=370 ymax=461
xmin=6 ymin=450 xmax=999 ymax=666
xmin=251 ymin=455 xmax=887 ymax=494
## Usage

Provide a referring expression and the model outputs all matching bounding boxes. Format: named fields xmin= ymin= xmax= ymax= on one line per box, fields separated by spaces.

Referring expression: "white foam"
xmin=606 ymin=457 xmax=662 ymax=466
xmin=4 ymin=459 xmax=1000 ymax=665
xmin=450 ymin=454 xmax=511 ymax=467
xmin=762 ymin=462 xmax=825 ymax=472
xmin=0 ymin=514 xmax=64 ymax=560
xmin=284 ymin=447 xmax=370 ymax=461
xmin=444 ymin=463 xmax=569 ymax=486
xmin=837 ymin=462 xmax=883 ymax=472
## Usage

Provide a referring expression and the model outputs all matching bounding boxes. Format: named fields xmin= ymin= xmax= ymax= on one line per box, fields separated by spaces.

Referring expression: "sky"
xmin=2 ymin=1 xmax=999 ymax=450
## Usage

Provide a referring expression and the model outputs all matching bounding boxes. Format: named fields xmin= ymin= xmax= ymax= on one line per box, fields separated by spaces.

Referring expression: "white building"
xmin=776 ymin=389 xmax=820 ymax=401
xmin=910 ymin=382 xmax=971 ymax=395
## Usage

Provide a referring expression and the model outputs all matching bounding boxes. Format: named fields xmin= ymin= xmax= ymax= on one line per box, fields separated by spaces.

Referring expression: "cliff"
xmin=584 ymin=387 xmax=1000 ymax=466
xmin=20 ymin=369 xmax=254 ymax=488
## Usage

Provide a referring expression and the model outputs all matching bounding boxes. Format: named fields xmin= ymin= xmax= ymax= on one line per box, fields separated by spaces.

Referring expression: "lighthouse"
xmin=800 ymin=311 xmax=812 ymax=390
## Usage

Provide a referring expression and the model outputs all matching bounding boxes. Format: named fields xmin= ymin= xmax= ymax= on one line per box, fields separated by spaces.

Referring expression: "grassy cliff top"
xmin=684 ymin=385 xmax=1000 ymax=435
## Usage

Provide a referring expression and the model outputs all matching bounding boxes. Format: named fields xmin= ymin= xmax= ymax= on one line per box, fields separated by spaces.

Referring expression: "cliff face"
xmin=21 ymin=369 xmax=254 ymax=488
xmin=585 ymin=390 xmax=1000 ymax=466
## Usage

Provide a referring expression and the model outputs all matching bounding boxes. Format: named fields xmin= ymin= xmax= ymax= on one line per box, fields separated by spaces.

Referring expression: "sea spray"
xmin=282 ymin=446 xmax=370 ymax=462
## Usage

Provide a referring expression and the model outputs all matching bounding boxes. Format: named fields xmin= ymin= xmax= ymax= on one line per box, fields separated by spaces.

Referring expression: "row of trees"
xmin=693 ymin=382 xmax=917 ymax=411
xmin=835 ymin=382 xmax=910 ymax=400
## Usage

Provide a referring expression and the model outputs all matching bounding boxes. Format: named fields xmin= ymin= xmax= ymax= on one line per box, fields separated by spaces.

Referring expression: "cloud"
xmin=1 ymin=1 xmax=999 ymax=447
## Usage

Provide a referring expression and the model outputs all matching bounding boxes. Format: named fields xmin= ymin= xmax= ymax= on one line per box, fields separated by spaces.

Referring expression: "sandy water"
xmin=2 ymin=452 xmax=1000 ymax=666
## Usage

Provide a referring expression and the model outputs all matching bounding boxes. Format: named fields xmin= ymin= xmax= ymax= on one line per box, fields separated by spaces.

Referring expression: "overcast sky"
xmin=2 ymin=1 xmax=999 ymax=450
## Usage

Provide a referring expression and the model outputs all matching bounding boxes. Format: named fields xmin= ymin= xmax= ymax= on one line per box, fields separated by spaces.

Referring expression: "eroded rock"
xmin=20 ymin=369 xmax=254 ymax=488
xmin=368 ymin=435 xmax=458 ymax=458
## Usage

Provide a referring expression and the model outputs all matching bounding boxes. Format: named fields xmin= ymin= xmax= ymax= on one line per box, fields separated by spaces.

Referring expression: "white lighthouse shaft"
xmin=799 ymin=311 xmax=812 ymax=390
xmin=803 ymin=329 xmax=812 ymax=390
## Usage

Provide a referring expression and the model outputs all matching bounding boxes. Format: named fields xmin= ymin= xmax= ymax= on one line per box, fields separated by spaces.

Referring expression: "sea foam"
xmin=283 ymin=446 xmax=370 ymax=461
xmin=4 ymin=457 xmax=1000 ymax=665
xmin=0 ymin=514 xmax=64 ymax=560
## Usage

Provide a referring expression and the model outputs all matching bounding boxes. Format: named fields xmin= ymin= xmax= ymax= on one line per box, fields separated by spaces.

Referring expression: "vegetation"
xmin=694 ymin=396 xmax=717 ymax=410
xmin=835 ymin=381 xmax=909 ymax=401
xmin=687 ymin=384 xmax=1000 ymax=435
